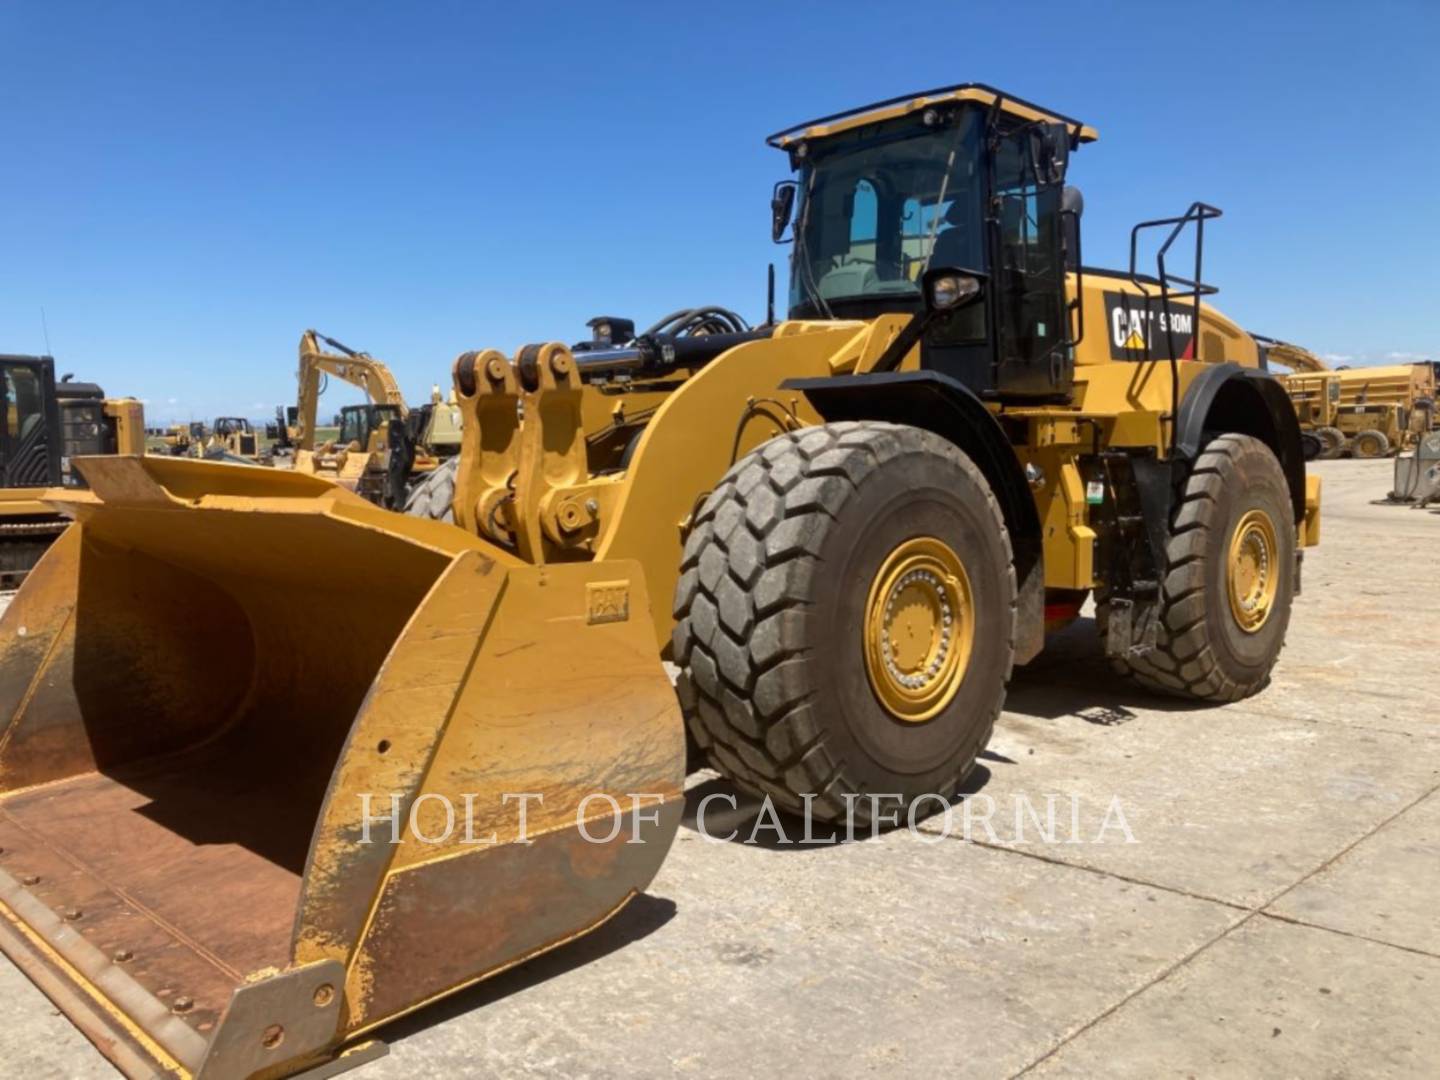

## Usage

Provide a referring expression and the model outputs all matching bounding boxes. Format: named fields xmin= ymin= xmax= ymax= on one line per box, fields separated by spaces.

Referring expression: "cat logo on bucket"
xmin=586 ymin=580 xmax=631 ymax=624
xmin=1104 ymin=291 xmax=1196 ymax=361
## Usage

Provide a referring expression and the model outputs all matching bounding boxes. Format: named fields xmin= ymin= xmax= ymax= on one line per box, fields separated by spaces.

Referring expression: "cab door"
xmin=0 ymin=358 xmax=62 ymax=488
xmin=988 ymin=124 xmax=1072 ymax=399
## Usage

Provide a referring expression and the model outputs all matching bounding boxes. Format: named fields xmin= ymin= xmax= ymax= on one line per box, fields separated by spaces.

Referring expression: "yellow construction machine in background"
xmin=0 ymin=354 xmax=144 ymax=587
xmin=1263 ymin=338 xmax=1436 ymax=459
xmin=1325 ymin=363 xmax=1436 ymax=458
xmin=288 ymin=329 xmax=460 ymax=507
xmin=0 ymin=84 xmax=1321 ymax=1079
xmin=157 ymin=420 xmax=207 ymax=456
xmin=198 ymin=416 xmax=261 ymax=460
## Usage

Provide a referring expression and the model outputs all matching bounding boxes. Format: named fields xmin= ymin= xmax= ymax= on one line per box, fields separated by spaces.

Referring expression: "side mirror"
xmin=1030 ymin=121 xmax=1071 ymax=186
xmin=771 ymin=181 xmax=797 ymax=243
xmin=922 ymin=266 xmax=987 ymax=312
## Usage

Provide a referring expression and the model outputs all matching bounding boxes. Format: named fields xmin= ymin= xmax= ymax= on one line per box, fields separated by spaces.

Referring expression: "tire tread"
xmin=673 ymin=421 xmax=1015 ymax=820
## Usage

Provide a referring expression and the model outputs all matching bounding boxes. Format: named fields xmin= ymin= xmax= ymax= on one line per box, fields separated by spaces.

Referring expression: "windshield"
xmin=339 ymin=406 xmax=400 ymax=447
xmin=338 ymin=409 xmax=369 ymax=447
xmin=790 ymin=110 xmax=983 ymax=314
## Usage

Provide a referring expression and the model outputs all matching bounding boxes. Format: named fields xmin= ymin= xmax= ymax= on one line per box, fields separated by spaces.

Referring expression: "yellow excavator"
xmin=287 ymin=330 xmax=460 ymax=506
xmin=0 ymin=85 xmax=1320 ymax=1079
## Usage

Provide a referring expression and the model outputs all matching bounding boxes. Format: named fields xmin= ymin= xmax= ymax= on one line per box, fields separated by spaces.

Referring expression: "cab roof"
xmin=767 ymin=82 xmax=1098 ymax=150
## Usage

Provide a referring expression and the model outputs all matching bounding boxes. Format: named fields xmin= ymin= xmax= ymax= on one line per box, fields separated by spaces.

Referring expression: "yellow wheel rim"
xmin=863 ymin=536 xmax=975 ymax=723
xmin=1226 ymin=509 xmax=1279 ymax=633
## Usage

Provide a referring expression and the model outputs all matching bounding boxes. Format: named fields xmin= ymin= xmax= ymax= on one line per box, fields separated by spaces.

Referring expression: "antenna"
xmin=40 ymin=307 xmax=53 ymax=356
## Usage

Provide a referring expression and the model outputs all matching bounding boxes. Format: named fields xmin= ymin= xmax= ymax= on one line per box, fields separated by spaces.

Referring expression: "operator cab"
xmin=337 ymin=403 xmax=403 ymax=451
xmin=770 ymin=84 xmax=1094 ymax=400
xmin=0 ymin=356 xmax=62 ymax=488
xmin=2 ymin=357 xmax=134 ymax=488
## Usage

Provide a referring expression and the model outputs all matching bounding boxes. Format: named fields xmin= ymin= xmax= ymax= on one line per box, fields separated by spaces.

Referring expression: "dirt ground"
xmin=1 ymin=457 xmax=1437 ymax=1078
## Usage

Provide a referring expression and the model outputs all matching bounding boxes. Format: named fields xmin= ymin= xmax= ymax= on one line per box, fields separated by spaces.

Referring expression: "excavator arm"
xmin=1253 ymin=334 xmax=1330 ymax=374
xmin=296 ymin=329 xmax=409 ymax=450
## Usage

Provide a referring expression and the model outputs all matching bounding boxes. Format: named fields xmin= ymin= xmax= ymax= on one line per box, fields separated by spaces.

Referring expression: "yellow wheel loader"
xmin=0 ymin=85 xmax=1320 ymax=1080
xmin=0 ymin=354 xmax=144 ymax=588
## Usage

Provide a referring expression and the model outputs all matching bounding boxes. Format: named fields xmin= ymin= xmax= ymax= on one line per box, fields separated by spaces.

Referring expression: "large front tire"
xmin=1101 ymin=433 xmax=1297 ymax=701
xmin=673 ymin=422 xmax=1016 ymax=823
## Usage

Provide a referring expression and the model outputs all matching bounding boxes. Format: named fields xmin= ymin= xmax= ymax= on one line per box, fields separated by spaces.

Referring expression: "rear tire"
xmin=1315 ymin=426 xmax=1345 ymax=459
xmin=1351 ymin=429 xmax=1390 ymax=459
xmin=673 ymin=421 xmax=1016 ymax=824
xmin=403 ymin=456 xmax=457 ymax=523
xmin=1299 ymin=433 xmax=1323 ymax=461
xmin=1100 ymin=433 xmax=1296 ymax=702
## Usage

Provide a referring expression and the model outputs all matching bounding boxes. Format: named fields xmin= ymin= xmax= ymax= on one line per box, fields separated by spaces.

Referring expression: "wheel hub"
xmin=863 ymin=537 xmax=975 ymax=722
xmin=1227 ymin=508 xmax=1279 ymax=633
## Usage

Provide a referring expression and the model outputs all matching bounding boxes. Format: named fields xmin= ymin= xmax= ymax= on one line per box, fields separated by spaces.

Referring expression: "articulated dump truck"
xmin=0 ymin=84 xmax=1320 ymax=1079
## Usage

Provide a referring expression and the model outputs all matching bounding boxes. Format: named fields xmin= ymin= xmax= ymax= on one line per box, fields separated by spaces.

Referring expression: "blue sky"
xmin=2 ymin=1 xmax=1435 ymax=422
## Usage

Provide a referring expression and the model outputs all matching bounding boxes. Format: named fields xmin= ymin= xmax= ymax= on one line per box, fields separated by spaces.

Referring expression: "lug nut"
xmin=21 ymin=874 xmax=40 ymax=886
xmin=262 ymin=1024 xmax=285 ymax=1050
xmin=313 ymin=984 xmax=335 ymax=1007
xmin=113 ymin=949 xmax=134 ymax=963
xmin=172 ymin=996 xmax=194 ymax=1014
xmin=62 ymin=907 xmax=83 ymax=921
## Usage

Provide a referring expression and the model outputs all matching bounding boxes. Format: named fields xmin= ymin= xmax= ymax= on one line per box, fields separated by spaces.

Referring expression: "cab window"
xmin=3 ymin=366 xmax=44 ymax=445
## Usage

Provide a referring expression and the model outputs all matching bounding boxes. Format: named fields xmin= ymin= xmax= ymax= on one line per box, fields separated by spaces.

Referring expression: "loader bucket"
xmin=0 ymin=456 xmax=684 ymax=1079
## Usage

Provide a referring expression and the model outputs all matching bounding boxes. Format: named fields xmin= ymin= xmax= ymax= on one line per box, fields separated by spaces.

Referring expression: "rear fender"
xmin=1176 ymin=363 xmax=1308 ymax=527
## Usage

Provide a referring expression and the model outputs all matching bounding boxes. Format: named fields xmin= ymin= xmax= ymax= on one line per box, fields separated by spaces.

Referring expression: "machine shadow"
xmin=380 ymin=891 xmax=679 ymax=1046
xmin=1004 ymin=616 xmax=1255 ymax=721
